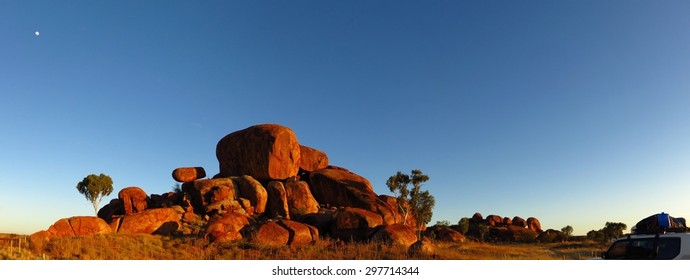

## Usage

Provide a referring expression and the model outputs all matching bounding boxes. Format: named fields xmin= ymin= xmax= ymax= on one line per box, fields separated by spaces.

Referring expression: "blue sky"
xmin=1 ymin=1 xmax=689 ymax=235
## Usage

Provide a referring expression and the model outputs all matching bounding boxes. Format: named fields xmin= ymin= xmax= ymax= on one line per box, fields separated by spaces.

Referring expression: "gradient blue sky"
xmin=1 ymin=1 xmax=689 ymax=235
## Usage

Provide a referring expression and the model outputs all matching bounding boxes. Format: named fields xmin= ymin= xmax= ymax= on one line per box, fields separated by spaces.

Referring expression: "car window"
xmin=605 ymin=237 xmax=681 ymax=260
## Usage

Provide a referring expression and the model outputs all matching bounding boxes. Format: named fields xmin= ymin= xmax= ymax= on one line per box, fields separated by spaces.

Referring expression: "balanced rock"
xmin=216 ymin=124 xmax=301 ymax=181
xmin=299 ymin=145 xmax=329 ymax=172
xmin=172 ymin=167 xmax=206 ymax=183
xmin=118 ymin=186 xmax=148 ymax=215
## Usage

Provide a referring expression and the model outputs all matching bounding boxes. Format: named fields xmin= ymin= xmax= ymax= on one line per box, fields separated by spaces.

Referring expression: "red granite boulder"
xmin=216 ymin=124 xmax=301 ymax=181
xmin=172 ymin=167 xmax=206 ymax=183
xmin=299 ymin=145 xmax=329 ymax=172
xmin=118 ymin=186 xmax=148 ymax=215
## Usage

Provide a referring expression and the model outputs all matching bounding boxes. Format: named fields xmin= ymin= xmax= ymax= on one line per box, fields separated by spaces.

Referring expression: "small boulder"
xmin=172 ymin=167 xmax=207 ymax=183
xmin=408 ymin=237 xmax=434 ymax=256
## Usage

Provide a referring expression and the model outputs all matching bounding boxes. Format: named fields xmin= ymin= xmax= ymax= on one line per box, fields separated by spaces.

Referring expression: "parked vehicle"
xmin=601 ymin=212 xmax=689 ymax=260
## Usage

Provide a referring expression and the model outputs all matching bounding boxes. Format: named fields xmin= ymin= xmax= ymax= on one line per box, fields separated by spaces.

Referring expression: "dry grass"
xmin=0 ymin=233 xmax=607 ymax=260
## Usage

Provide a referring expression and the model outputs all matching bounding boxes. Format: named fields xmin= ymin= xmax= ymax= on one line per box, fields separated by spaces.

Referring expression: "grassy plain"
xmin=0 ymin=233 xmax=607 ymax=260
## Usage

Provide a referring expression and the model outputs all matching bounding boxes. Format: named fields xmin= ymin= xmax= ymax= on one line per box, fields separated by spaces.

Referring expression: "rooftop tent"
xmin=633 ymin=212 xmax=687 ymax=234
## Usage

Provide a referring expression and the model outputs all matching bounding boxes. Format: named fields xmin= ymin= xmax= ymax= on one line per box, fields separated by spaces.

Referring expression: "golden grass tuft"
xmin=0 ymin=233 xmax=607 ymax=260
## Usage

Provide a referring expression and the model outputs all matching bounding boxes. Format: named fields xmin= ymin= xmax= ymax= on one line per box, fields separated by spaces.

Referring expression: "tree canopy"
xmin=386 ymin=169 xmax=435 ymax=238
xmin=76 ymin=173 xmax=114 ymax=215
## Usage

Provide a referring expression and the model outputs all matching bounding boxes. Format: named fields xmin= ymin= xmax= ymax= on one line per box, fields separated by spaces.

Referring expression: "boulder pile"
xmin=30 ymin=124 xmax=425 ymax=250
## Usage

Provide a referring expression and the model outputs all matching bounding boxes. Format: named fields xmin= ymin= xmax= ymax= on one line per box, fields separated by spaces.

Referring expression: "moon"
xmin=35 ymin=31 xmax=40 ymax=36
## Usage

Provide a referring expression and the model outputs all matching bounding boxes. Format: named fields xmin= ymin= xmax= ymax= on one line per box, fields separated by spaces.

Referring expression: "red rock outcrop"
xmin=285 ymin=181 xmax=319 ymax=218
xmin=471 ymin=212 xmax=484 ymax=223
xmin=332 ymin=207 xmax=384 ymax=241
xmin=370 ymin=224 xmax=418 ymax=248
xmin=182 ymin=178 xmax=237 ymax=214
xmin=526 ymin=217 xmax=542 ymax=232
xmin=216 ymin=124 xmax=301 ymax=181
xmin=503 ymin=217 xmax=512 ymax=226
xmin=30 ymin=216 xmax=111 ymax=250
xmin=486 ymin=215 xmax=503 ymax=226
xmin=298 ymin=145 xmax=329 ymax=172
xmin=309 ymin=168 xmax=398 ymax=225
xmin=426 ymin=226 xmax=466 ymax=243
xmin=206 ymin=212 xmax=249 ymax=243
xmin=117 ymin=208 xmax=181 ymax=235
xmin=277 ymin=220 xmax=318 ymax=245
xmin=251 ymin=221 xmax=290 ymax=246
xmin=512 ymin=216 xmax=527 ymax=227
xmin=118 ymin=186 xmax=148 ymax=215
xmin=172 ymin=167 xmax=207 ymax=183
xmin=233 ymin=175 xmax=268 ymax=214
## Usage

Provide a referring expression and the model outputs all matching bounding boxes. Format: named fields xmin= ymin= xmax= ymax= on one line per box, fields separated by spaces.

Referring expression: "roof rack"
xmin=630 ymin=212 xmax=688 ymax=235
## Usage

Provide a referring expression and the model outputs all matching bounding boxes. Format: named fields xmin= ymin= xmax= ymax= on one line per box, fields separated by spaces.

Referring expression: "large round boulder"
xmin=512 ymin=216 xmax=527 ymax=227
xmin=216 ymin=124 xmax=301 ymax=181
xmin=526 ymin=217 xmax=542 ymax=232
xmin=118 ymin=186 xmax=149 ymax=215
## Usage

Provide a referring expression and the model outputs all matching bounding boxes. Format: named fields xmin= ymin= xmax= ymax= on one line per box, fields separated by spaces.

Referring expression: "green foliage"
xmin=587 ymin=222 xmax=626 ymax=244
xmin=477 ymin=223 xmax=490 ymax=242
xmin=602 ymin=222 xmax=627 ymax=240
xmin=457 ymin=218 xmax=470 ymax=235
xmin=76 ymin=173 xmax=114 ymax=215
xmin=435 ymin=220 xmax=451 ymax=227
xmin=561 ymin=225 xmax=573 ymax=241
xmin=386 ymin=169 xmax=435 ymax=237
